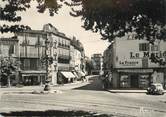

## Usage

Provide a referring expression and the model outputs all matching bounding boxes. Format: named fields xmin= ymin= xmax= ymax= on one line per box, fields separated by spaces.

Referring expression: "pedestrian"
xmin=108 ymin=73 xmax=112 ymax=88
xmin=102 ymin=73 xmax=109 ymax=90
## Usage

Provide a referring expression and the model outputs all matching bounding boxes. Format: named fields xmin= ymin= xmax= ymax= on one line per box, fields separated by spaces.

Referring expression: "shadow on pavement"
xmin=0 ymin=110 xmax=113 ymax=117
xmin=73 ymin=76 xmax=104 ymax=91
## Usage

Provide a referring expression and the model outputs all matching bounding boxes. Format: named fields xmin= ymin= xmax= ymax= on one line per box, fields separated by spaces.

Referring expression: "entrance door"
xmin=130 ymin=75 xmax=139 ymax=88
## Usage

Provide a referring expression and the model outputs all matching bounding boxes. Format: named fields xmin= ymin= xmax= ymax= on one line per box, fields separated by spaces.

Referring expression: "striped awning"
xmin=61 ymin=72 xmax=76 ymax=79
xmin=117 ymin=69 xmax=153 ymax=73
xmin=77 ymin=71 xmax=86 ymax=77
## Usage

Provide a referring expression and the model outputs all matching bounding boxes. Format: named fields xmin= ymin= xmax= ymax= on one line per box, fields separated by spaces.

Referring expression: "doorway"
xmin=130 ymin=74 xmax=139 ymax=88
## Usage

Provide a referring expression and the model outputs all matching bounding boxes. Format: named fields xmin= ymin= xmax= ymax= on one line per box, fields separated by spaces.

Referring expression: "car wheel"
xmin=146 ymin=91 xmax=150 ymax=95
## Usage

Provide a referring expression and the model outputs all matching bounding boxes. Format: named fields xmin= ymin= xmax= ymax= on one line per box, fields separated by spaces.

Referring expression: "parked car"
xmin=147 ymin=83 xmax=164 ymax=95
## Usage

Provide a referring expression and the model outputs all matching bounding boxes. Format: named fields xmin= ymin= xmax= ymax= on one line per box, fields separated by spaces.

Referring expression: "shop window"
xmin=139 ymin=75 xmax=149 ymax=89
xmin=139 ymin=43 xmax=149 ymax=51
xmin=120 ymin=75 xmax=129 ymax=88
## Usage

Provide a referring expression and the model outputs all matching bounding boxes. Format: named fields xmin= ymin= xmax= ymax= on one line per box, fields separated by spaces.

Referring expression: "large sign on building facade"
xmin=114 ymin=38 xmax=166 ymax=68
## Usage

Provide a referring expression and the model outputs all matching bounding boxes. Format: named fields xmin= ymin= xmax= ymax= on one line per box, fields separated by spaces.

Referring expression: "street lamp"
xmin=44 ymin=33 xmax=51 ymax=91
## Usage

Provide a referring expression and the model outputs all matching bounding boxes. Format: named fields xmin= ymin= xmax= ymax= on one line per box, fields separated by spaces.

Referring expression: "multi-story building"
xmin=103 ymin=44 xmax=113 ymax=74
xmin=91 ymin=54 xmax=103 ymax=75
xmin=0 ymin=24 xmax=86 ymax=86
xmin=16 ymin=30 xmax=48 ymax=85
xmin=84 ymin=56 xmax=93 ymax=75
xmin=16 ymin=24 xmax=75 ymax=85
xmin=70 ymin=38 xmax=86 ymax=80
xmin=0 ymin=37 xmax=19 ymax=86
xmin=104 ymin=36 xmax=166 ymax=89
xmin=56 ymin=32 xmax=75 ymax=84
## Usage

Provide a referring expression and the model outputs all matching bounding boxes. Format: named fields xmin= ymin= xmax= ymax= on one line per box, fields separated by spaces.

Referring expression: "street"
xmin=1 ymin=76 xmax=166 ymax=117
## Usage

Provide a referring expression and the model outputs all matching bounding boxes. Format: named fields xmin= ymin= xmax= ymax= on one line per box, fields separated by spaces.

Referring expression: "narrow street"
xmin=0 ymin=76 xmax=166 ymax=117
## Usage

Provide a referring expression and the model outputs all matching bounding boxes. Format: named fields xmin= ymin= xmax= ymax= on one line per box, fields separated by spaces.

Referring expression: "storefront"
xmin=111 ymin=39 xmax=166 ymax=89
xmin=20 ymin=71 xmax=46 ymax=86
xmin=117 ymin=69 xmax=151 ymax=89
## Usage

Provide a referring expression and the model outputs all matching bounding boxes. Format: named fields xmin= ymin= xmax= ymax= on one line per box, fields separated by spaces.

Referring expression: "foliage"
xmin=1 ymin=0 xmax=166 ymax=66
xmin=1 ymin=0 xmax=165 ymax=42
xmin=0 ymin=0 xmax=63 ymax=34
xmin=68 ymin=0 xmax=166 ymax=65
xmin=69 ymin=0 xmax=166 ymax=43
xmin=0 ymin=57 xmax=19 ymax=86
xmin=150 ymin=53 xmax=166 ymax=65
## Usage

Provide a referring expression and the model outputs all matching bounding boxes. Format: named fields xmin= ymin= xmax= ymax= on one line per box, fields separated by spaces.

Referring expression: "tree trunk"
xmin=7 ymin=76 xmax=11 ymax=87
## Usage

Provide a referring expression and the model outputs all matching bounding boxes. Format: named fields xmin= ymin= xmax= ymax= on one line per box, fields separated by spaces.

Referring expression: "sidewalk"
xmin=0 ymin=80 xmax=90 ymax=93
xmin=108 ymin=89 xmax=166 ymax=93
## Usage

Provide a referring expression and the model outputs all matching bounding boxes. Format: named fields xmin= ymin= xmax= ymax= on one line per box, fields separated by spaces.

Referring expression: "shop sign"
xmin=119 ymin=60 xmax=139 ymax=66
xmin=130 ymin=51 xmax=166 ymax=59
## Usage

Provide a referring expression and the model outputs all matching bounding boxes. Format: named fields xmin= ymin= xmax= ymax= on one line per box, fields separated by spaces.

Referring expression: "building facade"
xmin=91 ymin=54 xmax=103 ymax=75
xmin=17 ymin=30 xmax=48 ymax=85
xmin=70 ymin=38 xmax=86 ymax=80
xmin=104 ymin=36 xmax=166 ymax=89
xmin=0 ymin=24 xmax=86 ymax=86
xmin=103 ymin=45 xmax=113 ymax=74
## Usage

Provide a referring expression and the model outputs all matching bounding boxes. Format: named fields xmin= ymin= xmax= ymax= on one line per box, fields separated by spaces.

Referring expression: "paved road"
xmin=0 ymin=76 xmax=166 ymax=117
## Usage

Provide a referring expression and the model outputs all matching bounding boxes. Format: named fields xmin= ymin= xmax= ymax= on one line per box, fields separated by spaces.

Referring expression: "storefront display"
xmin=139 ymin=75 xmax=149 ymax=89
xmin=120 ymin=75 xmax=130 ymax=88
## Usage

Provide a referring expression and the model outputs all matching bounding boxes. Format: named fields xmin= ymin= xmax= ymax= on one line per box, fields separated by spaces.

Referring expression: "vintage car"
xmin=147 ymin=83 xmax=164 ymax=95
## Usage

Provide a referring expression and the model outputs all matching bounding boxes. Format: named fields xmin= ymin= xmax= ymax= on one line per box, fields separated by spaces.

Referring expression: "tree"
xmin=0 ymin=0 xmax=63 ymax=34
xmin=67 ymin=0 xmax=166 ymax=65
xmin=68 ymin=0 xmax=166 ymax=42
xmin=0 ymin=57 xmax=19 ymax=87
xmin=1 ymin=0 xmax=166 ymax=65
xmin=1 ymin=0 xmax=165 ymax=42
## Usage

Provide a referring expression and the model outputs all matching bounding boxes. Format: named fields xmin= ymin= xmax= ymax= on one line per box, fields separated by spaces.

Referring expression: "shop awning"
xmin=61 ymin=72 xmax=76 ymax=79
xmin=21 ymin=70 xmax=46 ymax=76
xmin=73 ymin=72 xmax=79 ymax=78
xmin=21 ymin=70 xmax=46 ymax=74
xmin=117 ymin=69 xmax=153 ymax=73
xmin=77 ymin=71 xmax=86 ymax=77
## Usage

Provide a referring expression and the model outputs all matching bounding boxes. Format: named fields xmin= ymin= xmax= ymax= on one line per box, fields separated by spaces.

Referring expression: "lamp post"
xmin=44 ymin=33 xmax=51 ymax=91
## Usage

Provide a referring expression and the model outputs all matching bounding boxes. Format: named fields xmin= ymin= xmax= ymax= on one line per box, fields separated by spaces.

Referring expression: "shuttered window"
xmin=139 ymin=43 xmax=149 ymax=51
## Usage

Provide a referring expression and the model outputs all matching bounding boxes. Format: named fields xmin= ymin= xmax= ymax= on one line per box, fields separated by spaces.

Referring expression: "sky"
xmin=0 ymin=1 xmax=110 ymax=57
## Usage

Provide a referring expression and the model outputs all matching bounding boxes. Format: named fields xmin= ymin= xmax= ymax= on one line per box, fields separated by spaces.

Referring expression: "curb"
xmin=107 ymin=90 xmax=147 ymax=93
xmin=107 ymin=90 xmax=166 ymax=93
